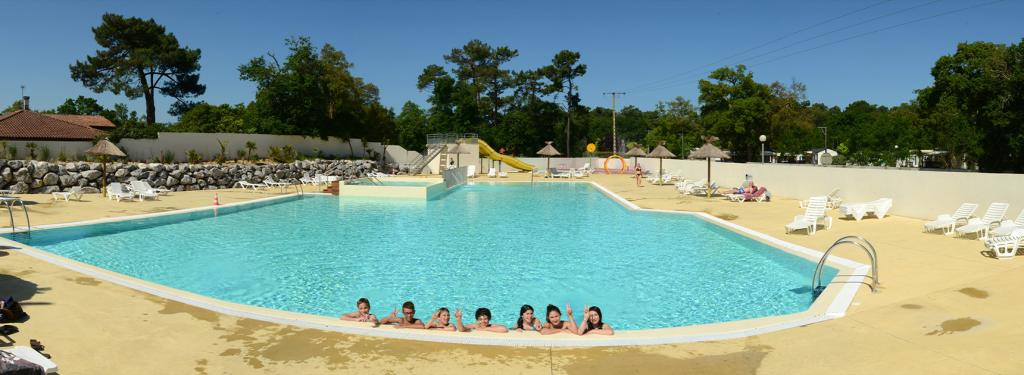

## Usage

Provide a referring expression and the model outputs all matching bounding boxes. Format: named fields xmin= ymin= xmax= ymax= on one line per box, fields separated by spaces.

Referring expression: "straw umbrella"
xmin=536 ymin=141 xmax=561 ymax=176
xmin=646 ymin=142 xmax=677 ymax=183
xmin=687 ymin=137 xmax=730 ymax=197
xmin=85 ymin=138 xmax=127 ymax=195
xmin=624 ymin=146 xmax=647 ymax=170
xmin=447 ymin=141 xmax=469 ymax=168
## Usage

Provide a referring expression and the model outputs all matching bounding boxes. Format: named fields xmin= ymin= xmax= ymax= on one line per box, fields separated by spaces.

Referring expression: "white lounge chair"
xmin=549 ymin=168 xmax=571 ymax=178
xmin=138 ymin=180 xmax=171 ymax=195
xmin=106 ymin=182 xmax=134 ymax=202
xmin=1 ymin=346 xmax=59 ymax=374
xmin=985 ymin=228 xmax=1024 ymax=259
xmin=991 ymin=208 xmax=1024 ymax=237
xmin=263 ymin=178 xmax=290 ymax=189
xmin=580 ymin=163 xmax=594 ymax=176
xmin=786 ymin=196 xmax=831 ymax=235
xmin=487 ymin=168 xmax=497 ymax=178
xmin=237 ymin=181 xmax=268 ymax=191
xmin=499 ymin=171 xmax=509 ymax=178
xmin=129 ymin=180 xmax=160 ymax=201
xmin=801 ymin=189 xmax=842 ymax=209
xmin=467 ymin=165 xmax=477 ymax=177
xmin=51 ymin=186 xmax=84 ymax=202
xmin=691 ymin=182 xmax=720 ymax=196
xmin=838 ymin=198 xmax=893 ymax=221
xmin=299 ymin=175 xmax=317 ymax=185
xmin=955 ymin=202 xmax=1010 ymax=239
xmin=924 ymin=203 xmax=979 ymax=235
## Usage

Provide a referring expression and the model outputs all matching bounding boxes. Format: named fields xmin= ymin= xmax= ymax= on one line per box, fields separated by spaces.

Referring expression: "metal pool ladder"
xmin=0 ymin=197 xmax=31 ymax=234
xmin=812 ymin=236 xmax=878 ymax=296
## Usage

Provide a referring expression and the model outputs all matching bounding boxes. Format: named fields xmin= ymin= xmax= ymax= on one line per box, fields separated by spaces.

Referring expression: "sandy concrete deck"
xmin=2 ymin=175 xmax=1023 ymax=374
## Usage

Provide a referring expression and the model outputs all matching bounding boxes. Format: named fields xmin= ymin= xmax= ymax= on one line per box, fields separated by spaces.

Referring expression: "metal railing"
xmin=1 ymin=197 xmax=31 ymax=233
xmin=410 ymin=144 xmax=446 ymax=175
xmin=427 ymin=133 xmax=478 ymax=145
xmin=812 ymin=236 xmax=878 ymax=296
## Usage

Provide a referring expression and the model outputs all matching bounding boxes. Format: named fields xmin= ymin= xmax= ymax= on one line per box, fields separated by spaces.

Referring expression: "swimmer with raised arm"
xmin=514 ymin=304 xmax=542 ymax=332
xmin=455 ymin=308 xmax=508 ymax=333
xmin=540 ymin=304 xmax=579 ymax=335
xmin=379 ymin=301 xmax=425 ymax=329
xmin=424 ymin=307 xmax=456 ymax=331
xmin=577 ymin=305 xmax=614 ymax=335
xmin=339 ymin=297 xmax=379 ymax=325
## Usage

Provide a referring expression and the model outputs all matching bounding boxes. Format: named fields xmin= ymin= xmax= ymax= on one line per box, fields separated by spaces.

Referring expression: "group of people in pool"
xmin=340 ymin=299 xmax=613 ymax=335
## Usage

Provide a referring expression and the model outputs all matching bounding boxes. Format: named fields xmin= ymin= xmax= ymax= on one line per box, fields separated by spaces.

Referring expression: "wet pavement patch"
xmin=926 ymin=317 xmax=981 ymax=336
xmin=957 ymin=288 xmax=988 ymax=299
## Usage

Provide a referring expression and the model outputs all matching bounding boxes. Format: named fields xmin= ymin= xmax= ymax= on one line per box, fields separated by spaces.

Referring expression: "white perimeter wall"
xmin=519 ymin=156 xmax=1024 ymax=220
xmin=1 ymin=140 xmax=94 ymax=160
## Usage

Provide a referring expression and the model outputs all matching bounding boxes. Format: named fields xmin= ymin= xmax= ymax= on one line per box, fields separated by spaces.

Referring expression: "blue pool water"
xmin=5 ymin=183 xmax=835 ymax=330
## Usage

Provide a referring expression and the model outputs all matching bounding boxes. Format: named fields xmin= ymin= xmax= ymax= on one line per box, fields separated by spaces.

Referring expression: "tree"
xmin=240 ymin=36 xmax=394 ymax=139
xmin=395 ymin=102 xmax=428 ymax=152
xmin=643 ymin=97 xmax=701 ymax=157
xmin=55 ymin=96 xmax=106 ymax=115
xmin=170 ymin=102 xmax=251 ymax=133
xmin=541 ymin=50 xmax=587 ymax=156
xmin=698 ymin=65 xmax=773 ymax=162
xmin=2 ymin=100 xmax=23 ymax=113
xmin=70 ymin=13 xmax=205 ymax=125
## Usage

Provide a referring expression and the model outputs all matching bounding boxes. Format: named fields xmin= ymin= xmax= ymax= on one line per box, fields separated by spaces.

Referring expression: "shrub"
xmin=25 ymin=143 xmax=37 ymax=160
xmin=245 ymin=141 xmax=257 ymax=160
xmin=6 ymin=146 xmax=14 ymax=159
xmin=159 ymin=150 xmax=176 ymax=164
xmin=187 ymin=149 xmax=203 ymax=164
xmin=236 ymin=149 xmax=246 ymax=161
xmin=57 ymin=150 xmax=67 ymax=162
xmin=215 ymin=139 xmax=228 ymax=164
xmin=0 ymin=141 xmax=6 ymax=158
xmin=268 ymin=146 xmax=282 ymax=162
xmin=40 ymin=146 xmax=51 ymax=161
xmin=281 ymin=145 xmax=297 ymax=163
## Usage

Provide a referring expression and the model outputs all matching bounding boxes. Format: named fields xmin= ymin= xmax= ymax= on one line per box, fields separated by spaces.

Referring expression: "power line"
xmin=627 ymin=0 xmax=898 ymax=91
xmin=630 ymin=0 xmax=1007 ymax=94
xmin=633 ymin=0 xmax=948 ymax=93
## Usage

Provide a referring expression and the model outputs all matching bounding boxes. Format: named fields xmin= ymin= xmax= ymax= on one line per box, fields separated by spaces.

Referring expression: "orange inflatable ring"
xmin=603 ymin=155 xmax=628 ymax=174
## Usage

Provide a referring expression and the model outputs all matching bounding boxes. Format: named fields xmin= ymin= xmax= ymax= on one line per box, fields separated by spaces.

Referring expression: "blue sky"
xmin=2 ymin=0 xmax=1020 ymax=122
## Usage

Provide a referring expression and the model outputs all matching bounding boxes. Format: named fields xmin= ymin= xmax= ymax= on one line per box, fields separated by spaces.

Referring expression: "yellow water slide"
xmin=477 ymin=139 xmax=534 ymax=171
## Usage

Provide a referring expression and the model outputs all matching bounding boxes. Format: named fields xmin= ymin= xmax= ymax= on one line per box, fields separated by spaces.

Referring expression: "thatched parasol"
xmin=86 ymin=138 xmax=127 ymax=195
xmin=447 ymin=142 xmax=470 ymax=168
xmin=624 ymin=146 xmax=647 ymax=170
xmin=537 ymin=141 xmax=561 ymax=177
xmin=687 ymin=137 xmax=730 ymax=197
xmin=646 ymin=142 xmax=677 ymax=183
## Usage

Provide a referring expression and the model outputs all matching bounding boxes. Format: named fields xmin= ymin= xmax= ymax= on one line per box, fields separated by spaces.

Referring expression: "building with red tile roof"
xmin=0 ymin=110 xmax=110 ymax=141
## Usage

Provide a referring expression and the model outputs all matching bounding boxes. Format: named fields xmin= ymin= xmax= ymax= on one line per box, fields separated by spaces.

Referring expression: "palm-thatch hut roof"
xmin=647 ymin=144 xmax=677 ymax=159
xmin=85 ymin=138 xmax=126 ymax=158
xmin=623 ymin=146 xmax=647 ymax=157
xmin=537 ymin=141 xmax=561 ymax=156
xmin=688 ymin=142 xmax=729 ymax=160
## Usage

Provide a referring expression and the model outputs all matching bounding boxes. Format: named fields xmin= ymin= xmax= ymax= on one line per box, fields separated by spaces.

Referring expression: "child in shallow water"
xmin=540 ymin=304 xmax=578 ymax=335
xmin=339 ymin=297 xmax=378 ymax=325
xmin=515 ymin=304 xmax=542 ymax=332
xmin=424 ymin=307 xmax=456 ymax=331
xmin=578 ymin=305 xmax=614 ymax=335
xmin=455 ymin=308 xmax=508 ymax=333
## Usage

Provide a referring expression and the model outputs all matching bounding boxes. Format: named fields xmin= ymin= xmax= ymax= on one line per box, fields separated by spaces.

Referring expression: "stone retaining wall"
xmin=0 ymin=159 xmax=377 ymax=194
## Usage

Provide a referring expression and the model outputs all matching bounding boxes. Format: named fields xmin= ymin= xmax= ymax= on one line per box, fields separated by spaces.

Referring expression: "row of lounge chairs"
xmin=924 ymin=202 xmax=1024 ymax=259
xmin=787 ymin=190 xmax=893 ymax=234
xmin=106 ymin=181 xmax=170 ymax=202
xmin=237 ymin=178 xmax=292 ymax=191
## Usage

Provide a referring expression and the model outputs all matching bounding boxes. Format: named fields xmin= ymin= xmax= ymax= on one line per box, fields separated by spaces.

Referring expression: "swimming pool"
xmin=5 ymin=183 xmax=836 ymax=330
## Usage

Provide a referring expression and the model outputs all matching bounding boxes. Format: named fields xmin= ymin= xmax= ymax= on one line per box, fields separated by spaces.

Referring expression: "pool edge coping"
xmin=2 ymin=182 xmax=868 ymax=347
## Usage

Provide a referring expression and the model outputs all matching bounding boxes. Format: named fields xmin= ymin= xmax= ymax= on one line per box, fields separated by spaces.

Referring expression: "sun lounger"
xmin=838 ymin=198 xmax=893 ymax=221
xmin=106 ymin=182 xmax=134 ymax=202
xmin=499 ymin=171 xmax=509 ymax=178
xmin=549 ymin=168 xmax=571 ymax=178
xmin=985 ymin=228 xmax=1024 ymax=259
xmin=467 ymin=165 xmax=476 ymax=177
xmin=991 ymin=208 xmax=1024 ymax=237
xmin=786 ymin=196 xmax=831 ymax=235
xmin=237 ymin=181 xmax=268 ymax=191
xmin=1 ymin=346 xmax=59 ymax=374
xmin=800 ymin=189 xmax=842 ymax=209
xmin=51 ymin=186 xmax=84 ymax=202
xmin=138 ymin=180 xmax=171 ymax=195
xmin=691 ymin=182 xmax=719 ymax=196
xmin=924 ymin=203 xmax=978 ymax=235
xmin=487 ymin=168 xmax=497 ymax=178
xmin=129 ymin=181 xmax=160 ymax=201
xmin=955 ymin=202 xmax=1009 ymax=239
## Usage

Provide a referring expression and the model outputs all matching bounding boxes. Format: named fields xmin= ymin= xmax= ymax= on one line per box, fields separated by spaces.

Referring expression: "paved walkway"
xmin=1 ymin=176 xmax=1021 ymax=374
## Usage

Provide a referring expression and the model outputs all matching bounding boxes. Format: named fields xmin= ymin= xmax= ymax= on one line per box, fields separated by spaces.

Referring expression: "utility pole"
xmin=603 ymin=92 xmax=625 ymax=154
